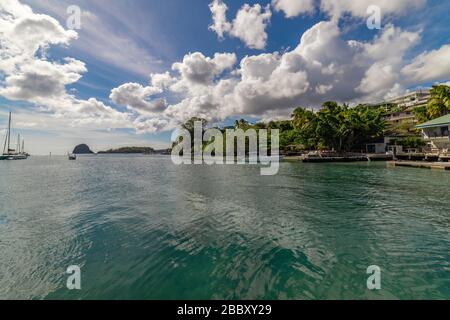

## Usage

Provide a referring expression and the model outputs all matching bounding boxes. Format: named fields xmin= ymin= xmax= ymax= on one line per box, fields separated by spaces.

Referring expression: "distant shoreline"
xmin=71 ymin=144 xmax=171 ymax=155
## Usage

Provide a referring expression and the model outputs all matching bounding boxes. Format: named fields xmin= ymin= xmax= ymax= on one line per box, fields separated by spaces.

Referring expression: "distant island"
xmin=98 ymin=147 xmax=154 ymax=154
xmin=71 ymin=144 xmax=170 ymax=155
xmin=73 ymin=144 xmax=94 ymax=154
xmin=98 ymin=146 xmax=171 ymax=155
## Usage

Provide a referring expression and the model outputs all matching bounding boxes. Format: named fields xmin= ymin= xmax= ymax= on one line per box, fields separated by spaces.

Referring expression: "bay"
xmin=0 ymin=155 xmax=449 ymax=299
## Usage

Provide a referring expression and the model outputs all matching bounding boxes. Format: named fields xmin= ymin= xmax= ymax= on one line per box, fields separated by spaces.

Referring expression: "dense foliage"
xmin=414 ymin=85 xmax=450 ymax=122
xmin=393 ymin=137 xmax=427 ymax=149
xmin=178 ymin=101 xmax=387 ymax=154
xmin=177 ymin=85 xmax=450 ymax=154
xmin=290 ymin=102 xmax=386 ymax=152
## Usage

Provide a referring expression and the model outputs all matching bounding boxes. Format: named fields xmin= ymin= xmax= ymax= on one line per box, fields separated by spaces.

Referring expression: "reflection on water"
xmin=0 ymin=155 xmax=449 ymax=299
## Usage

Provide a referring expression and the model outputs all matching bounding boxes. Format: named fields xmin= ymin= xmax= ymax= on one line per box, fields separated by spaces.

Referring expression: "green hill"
xmin=98 ymin=147 xmax=154 ymax=154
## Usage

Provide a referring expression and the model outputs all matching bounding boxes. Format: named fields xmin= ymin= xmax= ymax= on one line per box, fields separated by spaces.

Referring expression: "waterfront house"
xmin=365 ymin=137 xmax=410 ymax=155
xmin=416 ymin=114 xmax=450 ymax=151
xmin=365 ymin=139 xmax=387 ymax=154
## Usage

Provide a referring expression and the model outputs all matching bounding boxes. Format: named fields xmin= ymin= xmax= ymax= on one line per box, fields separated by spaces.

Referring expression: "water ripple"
xmin=0 ymin=157 xmax=449 ymax=299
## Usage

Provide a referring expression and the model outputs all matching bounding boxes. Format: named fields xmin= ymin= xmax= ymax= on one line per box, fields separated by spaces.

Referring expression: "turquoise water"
xmin=0 ymin=155 xmax=449 ymax=300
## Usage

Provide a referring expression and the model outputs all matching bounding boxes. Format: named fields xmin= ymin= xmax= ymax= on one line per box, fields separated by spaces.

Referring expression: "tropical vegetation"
xmin=176 ymin=85 xmax=450 ymax=154
xmin=391 ymin=137 xmax=427 ymax=149
xmin=413 ymin=85 xmax=450 ymax=122
xmin=177 ymin=101 xmax=387 ymax=154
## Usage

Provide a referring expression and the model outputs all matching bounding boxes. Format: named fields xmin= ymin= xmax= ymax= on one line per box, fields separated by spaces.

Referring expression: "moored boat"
xmin=1 ymin=112 xmax=29 ymax=160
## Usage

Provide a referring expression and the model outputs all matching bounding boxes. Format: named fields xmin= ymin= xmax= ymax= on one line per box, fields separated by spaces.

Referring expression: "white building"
xmin=369 ymin=90 xmax=430 ymax=127
xmin=417 ymin=114 xmax=450 ymax=150
xmin=383 ymin=89 xmax=430 ymax=126
xmin=388 ymin=90 xmax=430 ymax=109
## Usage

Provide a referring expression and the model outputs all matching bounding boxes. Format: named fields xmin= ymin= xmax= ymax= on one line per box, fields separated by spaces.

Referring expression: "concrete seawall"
xmin=388 ymin=161 xmax=450 ymax=171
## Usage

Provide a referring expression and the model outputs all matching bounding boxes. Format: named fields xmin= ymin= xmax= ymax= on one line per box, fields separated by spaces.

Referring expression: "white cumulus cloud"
xmin=272 ymin=0 xmax=315 ymax=18
xmin=109 ymin=83 xmax=166 ymax=114
xmin=110 ymin=20 xmax=430 ymax=132
xmin=209 ymin=1 xmax=272 ymax=50
xmin=320 ymin=0 xmax=426 ymax=20
xmin=401 ymin=45 xmax=450 ymax=83
xmin=208 ymin=0 xmax=232 ymax=39
xmin=0 ymin=0 xmax=131 ymax=129
xmin=2 ymin=0 xmax=449 ymax=137
xmin=171 ymin=52 xmax=236 ymax=90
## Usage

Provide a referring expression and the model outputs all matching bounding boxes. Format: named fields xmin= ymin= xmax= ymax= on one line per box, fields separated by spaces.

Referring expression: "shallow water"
xmin=0 ymin=155 xmax=449 ymax=299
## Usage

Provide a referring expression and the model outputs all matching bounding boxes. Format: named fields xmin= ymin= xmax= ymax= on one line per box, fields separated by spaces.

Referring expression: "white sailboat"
xmin=68 ymin=152 xmax=77 ymax=160
xmin=1 ymin=112 xmax=29 ymax=160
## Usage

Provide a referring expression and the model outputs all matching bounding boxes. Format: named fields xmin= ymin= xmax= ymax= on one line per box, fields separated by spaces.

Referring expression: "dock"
xmin=283 ymin=154 xmax=394 ymax=163
xmin=299 ymin=154 xmax=393 ymax=163
xmin=388 ymin=161 xmax=450 ymax=171
xmin=301 ymin=156 xmax=369 ymax=163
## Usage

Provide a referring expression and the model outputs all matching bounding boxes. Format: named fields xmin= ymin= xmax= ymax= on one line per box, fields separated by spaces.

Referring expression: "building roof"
xmin=416 ymin=114 xmax=450 ymax=129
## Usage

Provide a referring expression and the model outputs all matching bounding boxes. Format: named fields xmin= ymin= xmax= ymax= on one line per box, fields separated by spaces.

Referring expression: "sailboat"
xmin=1 ymin=112 xmax=29 ymax=160
xmin=68 ymin=152 xmax=77 ymax=160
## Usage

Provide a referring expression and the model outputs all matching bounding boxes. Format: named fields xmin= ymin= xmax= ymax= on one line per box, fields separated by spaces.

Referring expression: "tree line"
xmin=177 ymin=85 xmax=449 ymax=154
xmin=178 ymin=101 xmax=386 ymax=154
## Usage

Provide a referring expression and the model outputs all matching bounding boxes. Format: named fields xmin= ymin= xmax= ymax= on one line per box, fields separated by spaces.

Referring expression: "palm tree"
xmin=413 ymin=106 xmax=429 ymax=123
xmin=314 ymin=103 xmax=386 ymax=152
xmin=425 ymin=85 xmax=450 ymax=120
xmin=234 ymin=119 xmax=250 ymax=129
xmin=292 ymin=107 xmax=315 ymax=130
xmin=173 ymin=117 xmax=208 ymax=152
xmin=182 ymin=117 xmax=208 ymax=134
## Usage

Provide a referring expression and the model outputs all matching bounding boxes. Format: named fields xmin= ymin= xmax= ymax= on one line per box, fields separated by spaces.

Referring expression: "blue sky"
xmin=1 ymin=0 xmax=449 ymax=154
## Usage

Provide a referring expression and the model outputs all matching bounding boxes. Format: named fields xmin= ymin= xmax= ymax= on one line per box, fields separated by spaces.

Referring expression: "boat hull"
xmin=0 ymin=154 xmax=28 ymax=160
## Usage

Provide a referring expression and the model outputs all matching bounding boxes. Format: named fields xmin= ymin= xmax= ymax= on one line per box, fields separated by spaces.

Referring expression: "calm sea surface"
xmin=0 ymin=155 xmax=449 ymax=299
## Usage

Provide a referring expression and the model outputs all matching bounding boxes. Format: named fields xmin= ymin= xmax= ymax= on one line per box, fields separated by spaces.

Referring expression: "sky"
xmin=0 ymin=0 xmax=449 ymax=154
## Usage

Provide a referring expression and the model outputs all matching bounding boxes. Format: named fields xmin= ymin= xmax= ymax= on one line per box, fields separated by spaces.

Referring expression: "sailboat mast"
xmin=7 ymin=111 xmax=11 ymax=155
xmin=2 ymin=132 xmax=5 ymax=154
xmin=2 ymin=119 xmax=7 ymax=154
xmin=17 ymin=134 xmax=20 ymax=153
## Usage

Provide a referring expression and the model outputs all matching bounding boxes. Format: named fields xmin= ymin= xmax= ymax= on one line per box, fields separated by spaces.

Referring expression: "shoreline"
xmin=388 ymin=161 xmax=450 ymax=171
